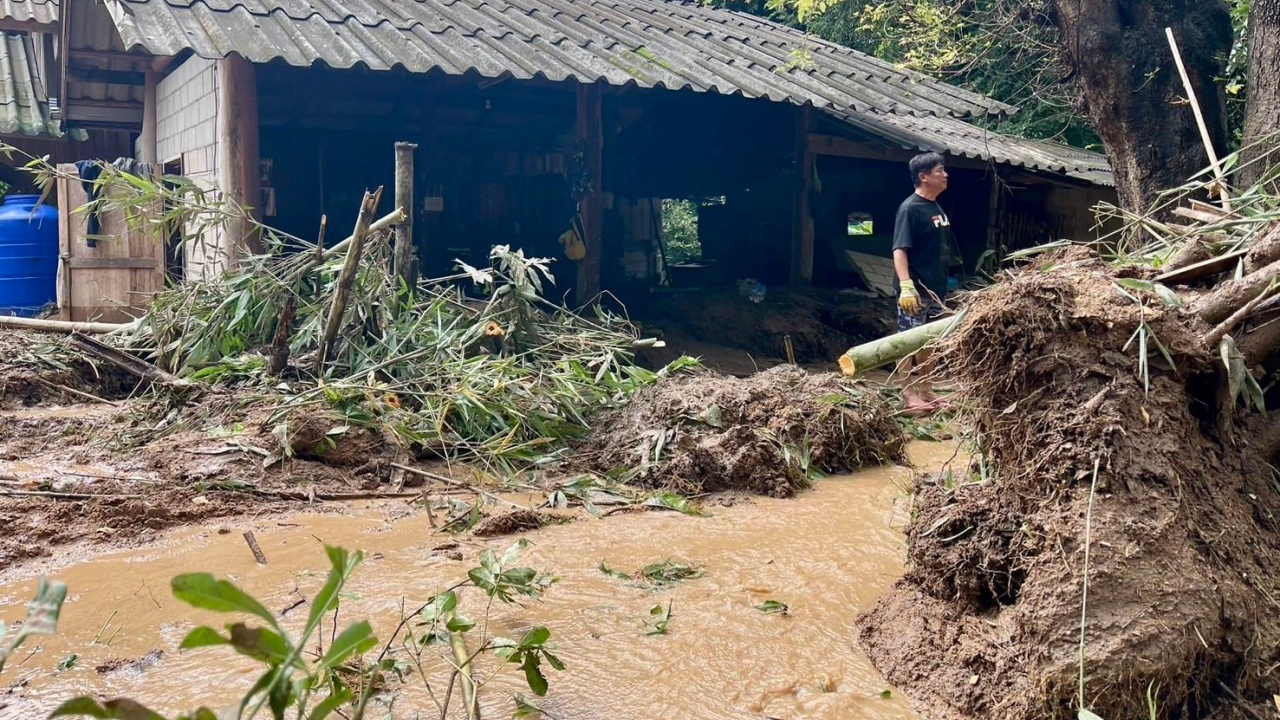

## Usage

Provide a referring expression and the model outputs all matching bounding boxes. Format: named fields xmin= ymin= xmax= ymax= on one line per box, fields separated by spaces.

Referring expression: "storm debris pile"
xmin=582 ymin=364 xmax=906 ymax=497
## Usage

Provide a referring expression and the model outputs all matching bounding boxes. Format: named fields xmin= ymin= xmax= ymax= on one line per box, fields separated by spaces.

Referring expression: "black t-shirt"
xmin=891 ymin=193 xmax=952 ymax=298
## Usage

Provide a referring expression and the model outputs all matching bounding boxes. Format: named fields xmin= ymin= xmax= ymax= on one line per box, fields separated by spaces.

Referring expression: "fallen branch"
xmin=320 ymin=205 xmax=406 ymax=261
xmin=68 ymin=333 xmax=195 ymax=392
xmin=1203 ymin=281 xmax=1280 ymax=348
xmin=33 ymin=377 xmax=122 ymax=406
xmin=1155 ymin=249 xmax=1247 ymax=286
xmin=1198 ymin=257 xmax=1280 ymax=325
xmin=0 ymin=489 xmax=143 ymax=499
xmin=838 ymin=312 xmax=966 ymax=377
xmin=0 ymin=316 xmax=131 ymax=334
xmin=315 ymin=188 xmax=382 ymax=375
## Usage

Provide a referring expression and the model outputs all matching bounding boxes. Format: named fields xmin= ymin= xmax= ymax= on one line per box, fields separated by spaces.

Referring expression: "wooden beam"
xmin=68 ymin=49 xmax=154 ymax=65
xmin=218 ymin=54 xmax=262 ymax=260
xmin=575 ymin=81 xmax=603 ymax=307
xmin=792 ymin=106 xmax=815 ymax=285
xmin=393 ymin=141 xmax=418 ymax=292
xmin=807 ymin=133 xmax=902 ymax=162
xmin=58 ymin=0 xmax=70 ymax=126
xmin=67 ymin=65 xmax=147 ymax=86
xmin=139 ymin=71 xmax=158 ymax=165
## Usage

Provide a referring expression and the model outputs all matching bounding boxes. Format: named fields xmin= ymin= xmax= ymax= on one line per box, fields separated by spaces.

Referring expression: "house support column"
xmin=218 ymin=54 xmax=261 ymax=261
xmin=575 ymin=82 xmax=603 ymax=307
xmin=792 ymin=105 xmax=815 ymax=285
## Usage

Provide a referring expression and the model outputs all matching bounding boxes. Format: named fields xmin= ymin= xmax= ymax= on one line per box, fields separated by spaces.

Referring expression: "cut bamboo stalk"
xmin=0 ymin=316 xmax=131 ymax=334
xmin=1165 ymin=27 xmax=1232 ymax=212
xmin=837 ymin=312 xmax=966 ymax=377
xmin=320 ymin=206 xmax=405 ymax=261
xmin=69 ymin=333 xmax=194 ymax=391
xmin=315 ymin=188 xmax=382 ymax=375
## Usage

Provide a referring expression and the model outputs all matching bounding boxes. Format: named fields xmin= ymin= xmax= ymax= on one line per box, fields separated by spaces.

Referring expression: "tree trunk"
xmin=1048 ymin=0 xmax=1233 ymax=213
xmin=1240 ymin=0 xmax=1280 ymax=189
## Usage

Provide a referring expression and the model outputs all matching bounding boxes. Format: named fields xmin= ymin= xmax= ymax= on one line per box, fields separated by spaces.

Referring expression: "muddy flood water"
xmin=0 ymin=443 xmax=957 ymax=720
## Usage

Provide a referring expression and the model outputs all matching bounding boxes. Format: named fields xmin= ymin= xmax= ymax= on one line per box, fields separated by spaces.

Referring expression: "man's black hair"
xmin=908 ymin=152 xmax=946 ymax=187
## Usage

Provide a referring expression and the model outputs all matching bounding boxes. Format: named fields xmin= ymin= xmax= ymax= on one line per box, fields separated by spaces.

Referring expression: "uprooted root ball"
xmin=857 ymin=249 xmax=1280 ymax=720
xmin=582 ymin=364 xmax=906 ymax=497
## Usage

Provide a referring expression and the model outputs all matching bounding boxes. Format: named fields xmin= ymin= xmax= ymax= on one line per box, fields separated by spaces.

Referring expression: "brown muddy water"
xmin=1 ymin=443 xmax=958 ymax=720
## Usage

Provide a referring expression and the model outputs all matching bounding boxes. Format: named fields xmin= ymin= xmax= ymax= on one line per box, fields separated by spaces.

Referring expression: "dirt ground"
xmin=856 ymin=249 xmax=1280 ymax=720
xmin=0 ymin=329 xmax=909 ymax=569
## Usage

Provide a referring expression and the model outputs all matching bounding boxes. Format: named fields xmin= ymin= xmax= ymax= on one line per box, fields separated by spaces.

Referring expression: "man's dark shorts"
xmin=896 ymin=296 xmax=944 ymax=332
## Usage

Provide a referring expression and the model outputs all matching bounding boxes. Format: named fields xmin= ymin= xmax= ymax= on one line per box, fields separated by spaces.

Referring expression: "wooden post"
xmin=217 ymin=54 xmax=261 ymax=262
xmin=792 ymin=105 xmax=815 ymax=285
xmin=393 ymin=141 xmax=418 ymax=293
xmin=575 ymin=82 xmax=603 ymax=307
xmin=139 ymin=71 xmax=158 ymax=165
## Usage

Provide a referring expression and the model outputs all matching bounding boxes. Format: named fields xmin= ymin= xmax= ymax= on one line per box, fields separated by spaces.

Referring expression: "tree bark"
xmin=1048 ymin=0 xmax=1233 ymax=213
xmin=1239 ymin=0 xmax=1280 ymax=189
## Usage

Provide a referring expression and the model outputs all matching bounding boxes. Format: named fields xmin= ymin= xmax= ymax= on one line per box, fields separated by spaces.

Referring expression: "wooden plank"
xmin=68 ymin=49 xmax=154 ymax=65
xmin=1173 ymin=206 xmax=1233 ymax=225
xmin=65 ymin=257 xmax=158 ymax=270
xmin=575 ymin=82 xmax=603 ymax=307
xmin=1155 ymin=249 xmax=1248 ymax=285
xmin=218 ymin=55 xmax=262 ymax=260
xmin=67 ymin=66 xmax=148 ymax=86
xmin=1188 ymin=199 xmax=1233 ymax=218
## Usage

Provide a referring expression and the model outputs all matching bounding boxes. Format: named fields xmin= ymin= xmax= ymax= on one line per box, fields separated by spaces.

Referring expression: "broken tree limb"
xmin=315 ymin=187 xmax=382 ymax=375
xmin=68 ymin=333 xmax=196 ymax=391
xmin=1203 ymin=281 xmax=1280 ymax=348
xmin=1245 ymin=223 xmax=1280 ymax=273
xmin=838 ymin=311 xmax=966 ymax=377
xmin=0 ymin=316 xmax=131 ymax=334
xmin=1198 ymin=256 xmax=1280 ymax=325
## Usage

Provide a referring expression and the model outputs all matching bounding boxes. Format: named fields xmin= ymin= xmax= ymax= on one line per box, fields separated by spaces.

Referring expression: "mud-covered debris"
xmin=857 ymin=249 xmax=1280 ymax=720
xmin=472 ymin=509 xmax=565 ymax=537
xmin=583 ymin=364 xmax=906 ymax=497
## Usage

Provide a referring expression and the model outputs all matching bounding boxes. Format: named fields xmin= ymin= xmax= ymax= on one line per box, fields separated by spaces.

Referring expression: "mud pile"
xmin=858 ymin=249 xmax=1280 ymax=719
xmin=583 ymin=364 xmax=906 ymax=497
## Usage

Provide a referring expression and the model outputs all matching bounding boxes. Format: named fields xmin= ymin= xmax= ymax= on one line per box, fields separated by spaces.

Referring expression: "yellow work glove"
xmin=898 ymin=278 xmax=921 ymax=314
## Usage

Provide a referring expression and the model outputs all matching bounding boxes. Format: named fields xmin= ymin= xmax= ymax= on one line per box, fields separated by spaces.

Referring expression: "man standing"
xmin=892 ymin=151 xmax=952 ymax=414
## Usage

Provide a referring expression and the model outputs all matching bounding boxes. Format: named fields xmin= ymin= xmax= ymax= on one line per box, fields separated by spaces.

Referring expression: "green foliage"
xmin=661 ymin=199 xmax=701 ymax=265
xmin=712 ymin=0 xmax=1101 ymax=148
xmin=0 ymin=577 xmax=68 ymax=676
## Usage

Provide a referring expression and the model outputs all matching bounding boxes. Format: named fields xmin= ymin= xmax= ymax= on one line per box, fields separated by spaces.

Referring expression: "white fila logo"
xmin=932 ymin=214 xmax=951 ymax=228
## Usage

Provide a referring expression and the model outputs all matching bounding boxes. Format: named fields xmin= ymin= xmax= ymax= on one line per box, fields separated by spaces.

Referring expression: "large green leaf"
xmin=170 ymin=574 xmax=279 ymax=629
xmin=178 ymin=626 xmax=229 ymax=651
xmin=227 ymin=623 xmax=294 ymax=666
xmin=305 ymin=546 xmax=363 ymax=637
xmin=319 ymin=621 xmax=377 ymax=671
xmin=306 ymin=688 xmax=354 ymax=720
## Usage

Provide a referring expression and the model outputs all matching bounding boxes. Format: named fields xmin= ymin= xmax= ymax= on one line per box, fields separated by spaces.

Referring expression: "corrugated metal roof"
xmin=0 ymin=0 xmax=57 ymax=26
xmin=0 ymin=31 xmax=61 ymax=137
xmin=104 ymin=0 xmax=1013 ymax=118
xmin=831 ymin=109 xmax=1114 ymax=186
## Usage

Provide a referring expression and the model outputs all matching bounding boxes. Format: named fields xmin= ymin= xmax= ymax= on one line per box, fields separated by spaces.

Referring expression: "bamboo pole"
xmin=837 ymin=312 xmax=966 ymax=377
xmin=320 ymin=206 xmax=406 ymax=261
xmin=0 ymin=316 xmax=131 ymax=334
xmin=315 ymin=188 xmax=382 ymax=375
xmin=1165 ymin=27 xmax=1233 ymax=212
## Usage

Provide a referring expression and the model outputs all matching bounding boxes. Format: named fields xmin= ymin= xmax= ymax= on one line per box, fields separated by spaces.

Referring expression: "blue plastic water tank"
xmin=0 ymin=194 xmax=60 ymax=317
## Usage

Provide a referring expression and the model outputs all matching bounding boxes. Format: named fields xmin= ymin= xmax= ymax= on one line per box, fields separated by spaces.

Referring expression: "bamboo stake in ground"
xmin=315 ymin=188 xmax=382 ymax=375
xmin=393 ymin=141 xmax=418 ymax=295
xmin=837 ymin=312 xmax=966 ymax=377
